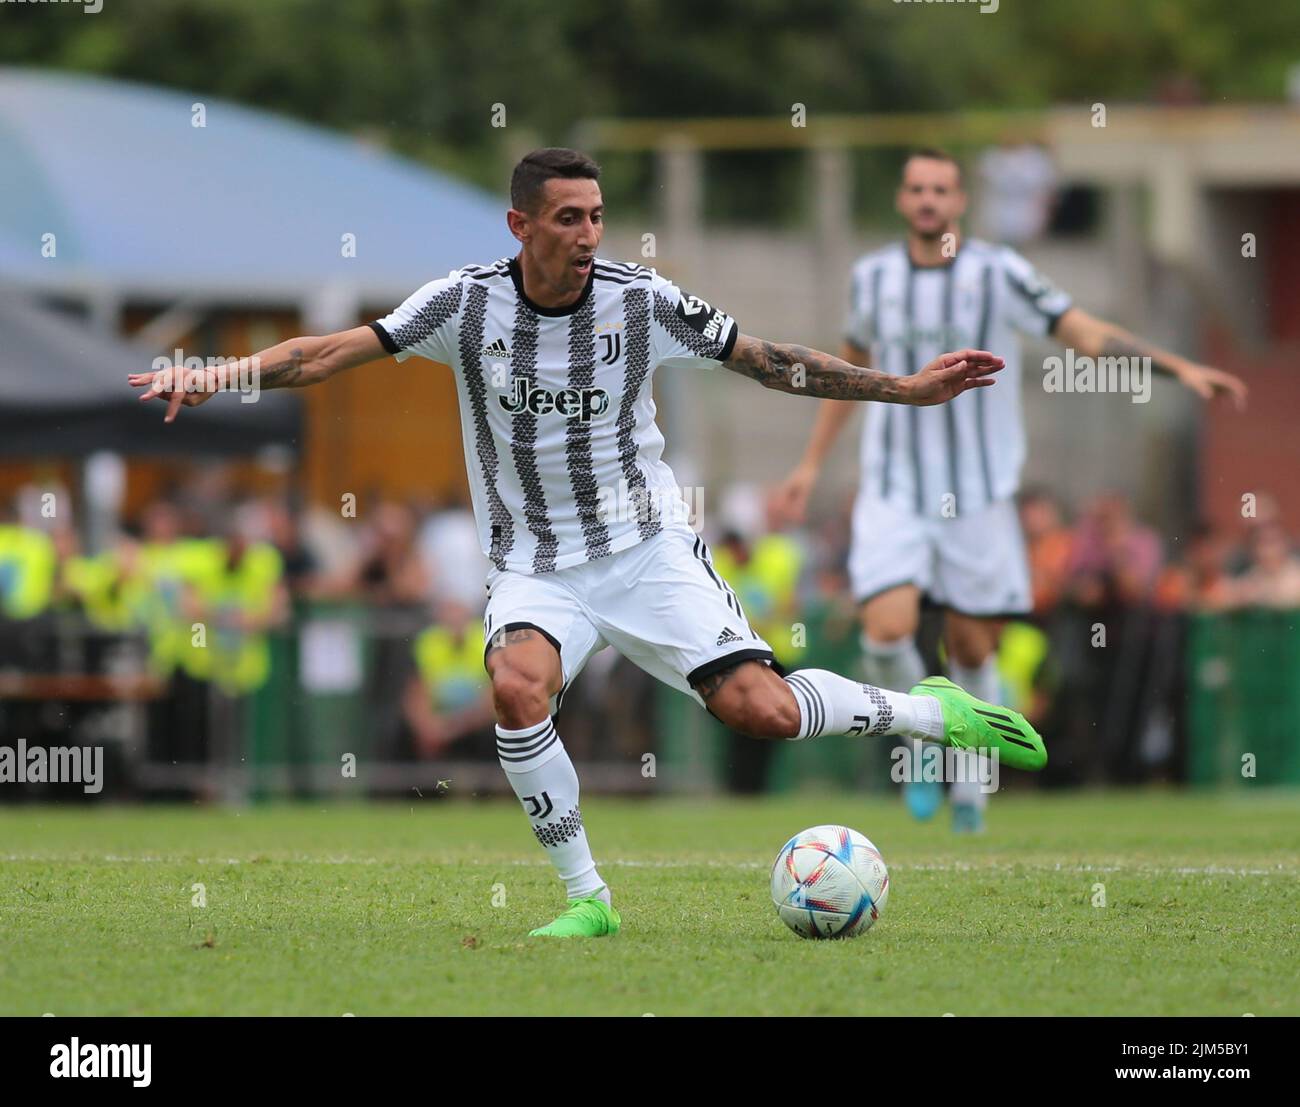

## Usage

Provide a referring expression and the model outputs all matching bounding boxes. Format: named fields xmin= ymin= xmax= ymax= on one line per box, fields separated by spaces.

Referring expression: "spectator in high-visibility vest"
xmin=138 ymin=501 xmax=225 ymax=679
xmin=403 ymin=598 xmax=494 ymax=758
xmin=996 ymin=620 xmax=1056 ymax=728
xmin=0 ymin=518 xmax=56 ymax=621
xmin=184 ymin=521 xmax=289 ymax=695
xmin=61 ymin=533 xmax=152 ymax=632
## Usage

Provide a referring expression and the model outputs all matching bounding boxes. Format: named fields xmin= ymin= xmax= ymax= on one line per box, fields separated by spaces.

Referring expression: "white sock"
xmin=947 ymin=658 xmax=1001 ymax=809
xmin=860 ymin=633 xmax=927 ymax=692
xmin=784 ymin=669 xmax=944 ymax=742
xmin=496 ymin=720 xmax=609 ymax=903
xmin=861 ymin=635 xmax=932 ymax=789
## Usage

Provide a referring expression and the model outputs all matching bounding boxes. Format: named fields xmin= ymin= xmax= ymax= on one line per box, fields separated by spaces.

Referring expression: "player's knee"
xmin=864 ymin=620 xmax=915 ymax=647
xmin=948 ymin=639 xmax=991 ymax=669
xmin=862 ymin=588 xmax=920 ymax=643
xmin=945 ymin=622 xmax=997 ymax=668
xmin=490 ymin=665 xmax=550 ymax=728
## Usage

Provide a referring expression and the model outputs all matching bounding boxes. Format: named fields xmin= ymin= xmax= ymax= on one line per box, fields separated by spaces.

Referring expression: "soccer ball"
xmin=770 ymin=824 xmax=890 ymax=939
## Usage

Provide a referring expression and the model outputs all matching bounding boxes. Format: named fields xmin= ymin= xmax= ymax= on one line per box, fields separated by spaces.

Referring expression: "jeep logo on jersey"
xmin=676 ymin=292 xmax=727 ymax=343
xmin=499 ymin=378 xmax=610 ymax=422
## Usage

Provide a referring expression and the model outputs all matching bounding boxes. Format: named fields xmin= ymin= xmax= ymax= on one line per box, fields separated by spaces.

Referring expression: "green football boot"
xmin=529 ymin=894 xmax=621 ymax=938
xmin=910 ymin=676 xmax=1047 ymax=772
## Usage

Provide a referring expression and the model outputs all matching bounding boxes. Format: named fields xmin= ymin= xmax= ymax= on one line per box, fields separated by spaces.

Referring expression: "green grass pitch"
xmin=2 ymin=792 xmax=1297 ymax=1016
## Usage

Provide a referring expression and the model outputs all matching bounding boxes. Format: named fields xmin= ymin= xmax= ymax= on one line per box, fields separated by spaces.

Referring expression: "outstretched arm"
xmin=722 ymin=334 xmax=1003 ymax=405
xmin=128 ymin=325 xmax=388 ymax=422
xmin=770 ymin=341 xmax=866 ymax=523
xmin=798 ymin=341 xmax=870 ymax=462
xmin=1052 ymin=308 xmax=1247 ymax=408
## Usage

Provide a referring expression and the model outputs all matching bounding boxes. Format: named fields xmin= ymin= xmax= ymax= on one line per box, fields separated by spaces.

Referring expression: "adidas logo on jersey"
xmin=716 ymin=627 xmax=743 ymax=646
xmin=483 ymin=338 xmax=511 ymax=361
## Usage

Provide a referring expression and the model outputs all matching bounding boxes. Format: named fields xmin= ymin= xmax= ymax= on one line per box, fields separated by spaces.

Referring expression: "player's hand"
xmin=771 ymin=462 xmax=818 ymax=526
xmin=1177 ymin=362 xmax=1247 ymax=410
xmin=127 ymin=365 xmax=221 ymax=423
xmin=905 ymin=349 xmax=1003 ymax=406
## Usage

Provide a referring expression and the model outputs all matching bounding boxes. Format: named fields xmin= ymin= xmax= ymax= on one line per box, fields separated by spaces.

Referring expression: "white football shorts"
xmin=847 ymin=494 xmax=1031 ymax=616
xmin=482 ymin=523 xmax=775 ymax=709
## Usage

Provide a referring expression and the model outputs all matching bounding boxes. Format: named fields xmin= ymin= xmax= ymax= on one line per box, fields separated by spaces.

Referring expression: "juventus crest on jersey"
xmin=371 ymin=257 xmax=739 ymax=575
xmin=845 ymin=239 xmax=1072 ymax=518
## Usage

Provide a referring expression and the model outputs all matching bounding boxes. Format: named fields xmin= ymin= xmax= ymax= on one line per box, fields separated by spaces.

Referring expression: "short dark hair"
xmin=902 ymin=147 xmax=963 ymax=187
xmin=510 ymin=148 xmax=601 ymax=214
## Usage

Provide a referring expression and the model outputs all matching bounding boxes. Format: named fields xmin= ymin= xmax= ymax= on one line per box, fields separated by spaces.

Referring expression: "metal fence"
xmin=1 ymin=603 xmax=1296 ymax=801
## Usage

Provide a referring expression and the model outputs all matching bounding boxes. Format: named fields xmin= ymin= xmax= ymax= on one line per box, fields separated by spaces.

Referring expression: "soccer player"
xmin=775 ymin=148 xmax=1246 ymax=830
xmin=131 ymin=147 xmax=1047 ymax=938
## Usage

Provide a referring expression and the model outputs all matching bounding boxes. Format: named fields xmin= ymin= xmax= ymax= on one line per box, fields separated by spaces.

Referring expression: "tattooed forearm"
xmin=1099 ymin=334 xmax=1179 ymax=378
xmin=255 ymin=348 xmax=309 ymax=389
xmin=222 ymin=338 xmax=342 ymax=391
xmin=723 ymin=335 xmax=908 ymax=402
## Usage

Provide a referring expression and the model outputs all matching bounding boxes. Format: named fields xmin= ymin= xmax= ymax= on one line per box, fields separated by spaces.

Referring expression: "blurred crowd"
xmin=996 ymin=487 xmax=1299 ymax=785
xmin=0 ymin=483 xmax=495 ymax=768
xmin=1019 ymin=488 xmax=1300 ymax=615
xmin=1 ymin=477 xmax=1298 ymax=790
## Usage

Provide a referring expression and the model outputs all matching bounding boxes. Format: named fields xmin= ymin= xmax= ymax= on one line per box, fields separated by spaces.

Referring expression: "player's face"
xmin=515 ymin=177 xmax=604 ymax=295
xmin=896 ymin=158 xmax=965 ymax=240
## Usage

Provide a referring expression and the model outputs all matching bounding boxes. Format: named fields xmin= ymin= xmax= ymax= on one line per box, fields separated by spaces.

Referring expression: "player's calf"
xmin=700 ymin=663 xmax=1047 ymax=772
xmin=484 ymin=625 xmax=615 ymax=935
xmin=694 ymin=660 xmax=801 ymax=739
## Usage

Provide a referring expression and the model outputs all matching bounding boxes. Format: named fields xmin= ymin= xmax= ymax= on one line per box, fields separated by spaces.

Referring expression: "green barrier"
xmin=245 ymin=600 xmax=1300 ymax=797
xmin=246 ymin=602 xmax=374 ymax=800
xmin=1187 ymin=610 xmax=1300 ymax=787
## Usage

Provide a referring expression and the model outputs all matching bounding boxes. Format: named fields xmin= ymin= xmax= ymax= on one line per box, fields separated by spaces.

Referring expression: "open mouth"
xmin=573 ymin=256 xmax=593 ymax=274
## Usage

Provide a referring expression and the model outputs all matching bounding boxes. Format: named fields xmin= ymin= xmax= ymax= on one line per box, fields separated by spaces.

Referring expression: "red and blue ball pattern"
xmin=770 ymin=824 xmax=890 ymax=939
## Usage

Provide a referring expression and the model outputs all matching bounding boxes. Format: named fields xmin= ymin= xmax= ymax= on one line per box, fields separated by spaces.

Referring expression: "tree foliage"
xmin=3 ymin=0 xmax=1294 ymax=208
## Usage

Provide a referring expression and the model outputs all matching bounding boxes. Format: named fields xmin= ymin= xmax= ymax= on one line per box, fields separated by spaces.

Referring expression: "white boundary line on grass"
xmin=0 ymin=854 xmax=1295 ymax=876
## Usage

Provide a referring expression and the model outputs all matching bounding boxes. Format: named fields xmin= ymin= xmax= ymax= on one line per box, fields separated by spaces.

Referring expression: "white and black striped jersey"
xmin=845 ymin=239 xmax=1071 ymax=517
xmin=371 ymin=256 xmax=739 ymax=574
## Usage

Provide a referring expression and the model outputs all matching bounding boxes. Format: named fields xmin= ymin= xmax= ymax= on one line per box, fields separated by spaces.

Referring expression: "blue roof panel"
xmin=0 ymin=68 xmax=513 ymax=302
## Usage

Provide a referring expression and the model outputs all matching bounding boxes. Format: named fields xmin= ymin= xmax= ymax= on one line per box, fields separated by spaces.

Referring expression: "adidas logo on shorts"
xmin=716 ymin=626 xmax=743 ymax=646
